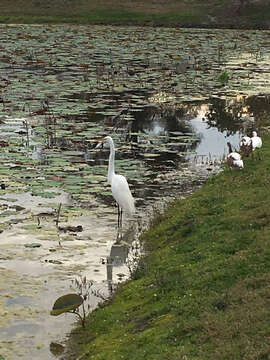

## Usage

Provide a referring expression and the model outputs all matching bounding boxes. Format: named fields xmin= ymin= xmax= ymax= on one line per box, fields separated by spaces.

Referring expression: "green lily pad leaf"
xmin=63 ymin=184 xmax=83 ymax=192
xmin=24 ymin=243 xmax=42 ymax=248
xmin=31 ymin=191 xmax=57 ymax=199
xmin=50 ymin=293 xmax=84 ymax=316
xmin=0 ymin=197 xmax=18 ymax=203
xmin=0 ymin=210 xmax=17 ymax=217
xmin=63 ymin=166 xmax=80 ymax=172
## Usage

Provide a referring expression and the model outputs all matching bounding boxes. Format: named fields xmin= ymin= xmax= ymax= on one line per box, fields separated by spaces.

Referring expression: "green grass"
xmin=245 ymin=3 xmax=270 ymax=23
xmin=0 ymin=0 xmax=268 ymax=28
xmin=67 ymin=134 xmax=270 ymax=359
xmin=0 ymin=10 xmax=203 ymax=26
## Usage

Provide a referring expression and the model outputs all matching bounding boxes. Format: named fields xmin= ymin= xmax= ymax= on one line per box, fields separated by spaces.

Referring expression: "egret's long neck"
xmin=108 ymin=141 xmax=115 ymax=184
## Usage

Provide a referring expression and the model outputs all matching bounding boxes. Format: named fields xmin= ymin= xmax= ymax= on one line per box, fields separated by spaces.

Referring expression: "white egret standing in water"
xmin=103 ymin=136 xmax=135 ymax=235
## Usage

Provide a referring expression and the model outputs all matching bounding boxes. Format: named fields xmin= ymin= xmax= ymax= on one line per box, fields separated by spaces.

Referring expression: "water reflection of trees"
xmin=203 ymin=97 xmax=244 ymax=136
xmin=131 ymin=105 xmax=192 ymax=136
xmin=100 ymin=103 xmax=201 ymax=169
xmin=203 ymin=95 xmax=270 ymax=136
xmin=126 ymin=104 xmax=200 ymax=155
xmin=245 ymin=95 xmax=270 ymax=130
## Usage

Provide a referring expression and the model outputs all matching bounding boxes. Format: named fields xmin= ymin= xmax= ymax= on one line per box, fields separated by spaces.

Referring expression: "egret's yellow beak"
xmin=95 ymin=137 xmax=105 ymax=149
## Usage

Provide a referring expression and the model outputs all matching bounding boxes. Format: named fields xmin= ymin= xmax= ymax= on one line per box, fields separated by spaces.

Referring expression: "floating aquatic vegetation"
xmin=24 ymin=243 xmax=42 ymax=248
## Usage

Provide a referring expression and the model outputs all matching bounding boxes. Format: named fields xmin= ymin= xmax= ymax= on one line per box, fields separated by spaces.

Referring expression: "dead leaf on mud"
xmin=58 ymin=225 xmax=83 ymax=233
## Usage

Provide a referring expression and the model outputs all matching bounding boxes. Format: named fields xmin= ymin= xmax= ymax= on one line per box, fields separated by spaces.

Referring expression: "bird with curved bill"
xmin=240 ymin=131 xmax=262 ymax=159
xmin=227 ymin=142 xmax=244 ymax=169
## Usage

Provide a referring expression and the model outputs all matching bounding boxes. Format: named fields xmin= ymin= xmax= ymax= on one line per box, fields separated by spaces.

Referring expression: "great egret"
xmin=103 ymin=136 xmax=135 ymax=233
xmin=227 ymin=142 xmax=243 ymax=169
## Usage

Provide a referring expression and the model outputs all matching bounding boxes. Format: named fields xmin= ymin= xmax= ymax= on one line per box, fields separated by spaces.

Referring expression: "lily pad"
xmin=24 ymin=243 xmax=42 ymax=248
xmin=50 ymin=293 xmax=84 ymax=316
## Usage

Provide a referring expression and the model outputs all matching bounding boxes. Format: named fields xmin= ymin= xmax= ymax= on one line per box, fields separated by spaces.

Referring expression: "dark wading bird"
xmin=102 ymin=136 xmax=135 ymax=238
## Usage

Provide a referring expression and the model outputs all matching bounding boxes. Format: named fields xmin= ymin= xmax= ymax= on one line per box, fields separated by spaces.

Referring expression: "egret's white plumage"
xmin=104 ymin=136 xmax=135 ymax=230
xmin=111 ymin=175 xmax=135 ymax=215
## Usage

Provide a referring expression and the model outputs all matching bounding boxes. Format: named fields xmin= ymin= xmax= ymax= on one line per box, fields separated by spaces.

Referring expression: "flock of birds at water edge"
xmin=96 ymin=132 xmax=262 ymax=235
xmin=227 ymin=131 xmax=262 ymax=169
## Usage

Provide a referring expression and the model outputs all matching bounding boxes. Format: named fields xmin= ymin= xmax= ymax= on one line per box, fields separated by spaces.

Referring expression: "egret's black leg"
xmin=117 ymin=205 xmax=120 ymax=228
xmin=116 ymin=205 xmax=123 ymax=242
xmin=120 ymin=208 xmax=123 ymax=229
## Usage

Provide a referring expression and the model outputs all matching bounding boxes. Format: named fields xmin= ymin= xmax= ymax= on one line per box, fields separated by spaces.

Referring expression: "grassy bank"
xmin=67 ymin=134 xmax=270 ymax=360
xmin=0 ymin=0 xmax=269 ymax=28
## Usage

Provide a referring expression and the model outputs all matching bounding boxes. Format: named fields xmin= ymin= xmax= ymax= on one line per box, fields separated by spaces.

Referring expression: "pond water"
xmin=1 ymin=94 xmax=270 ymax=360
xmin=0 ymin=24 xmax=270 ymax=360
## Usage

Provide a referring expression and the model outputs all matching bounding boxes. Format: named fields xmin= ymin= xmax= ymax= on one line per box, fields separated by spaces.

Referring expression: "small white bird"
xmin=227 ymin=141 xmax=241 ymax=161
xmin=231 ymin=158 xmax=244 ymax=169
xmin=250 ymin=131 xmax=262 ymax=152
xmin=103 ymin=136 xmax=135 ymax=234
xmin=227 ymin=142 xmax=243 ymax=169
